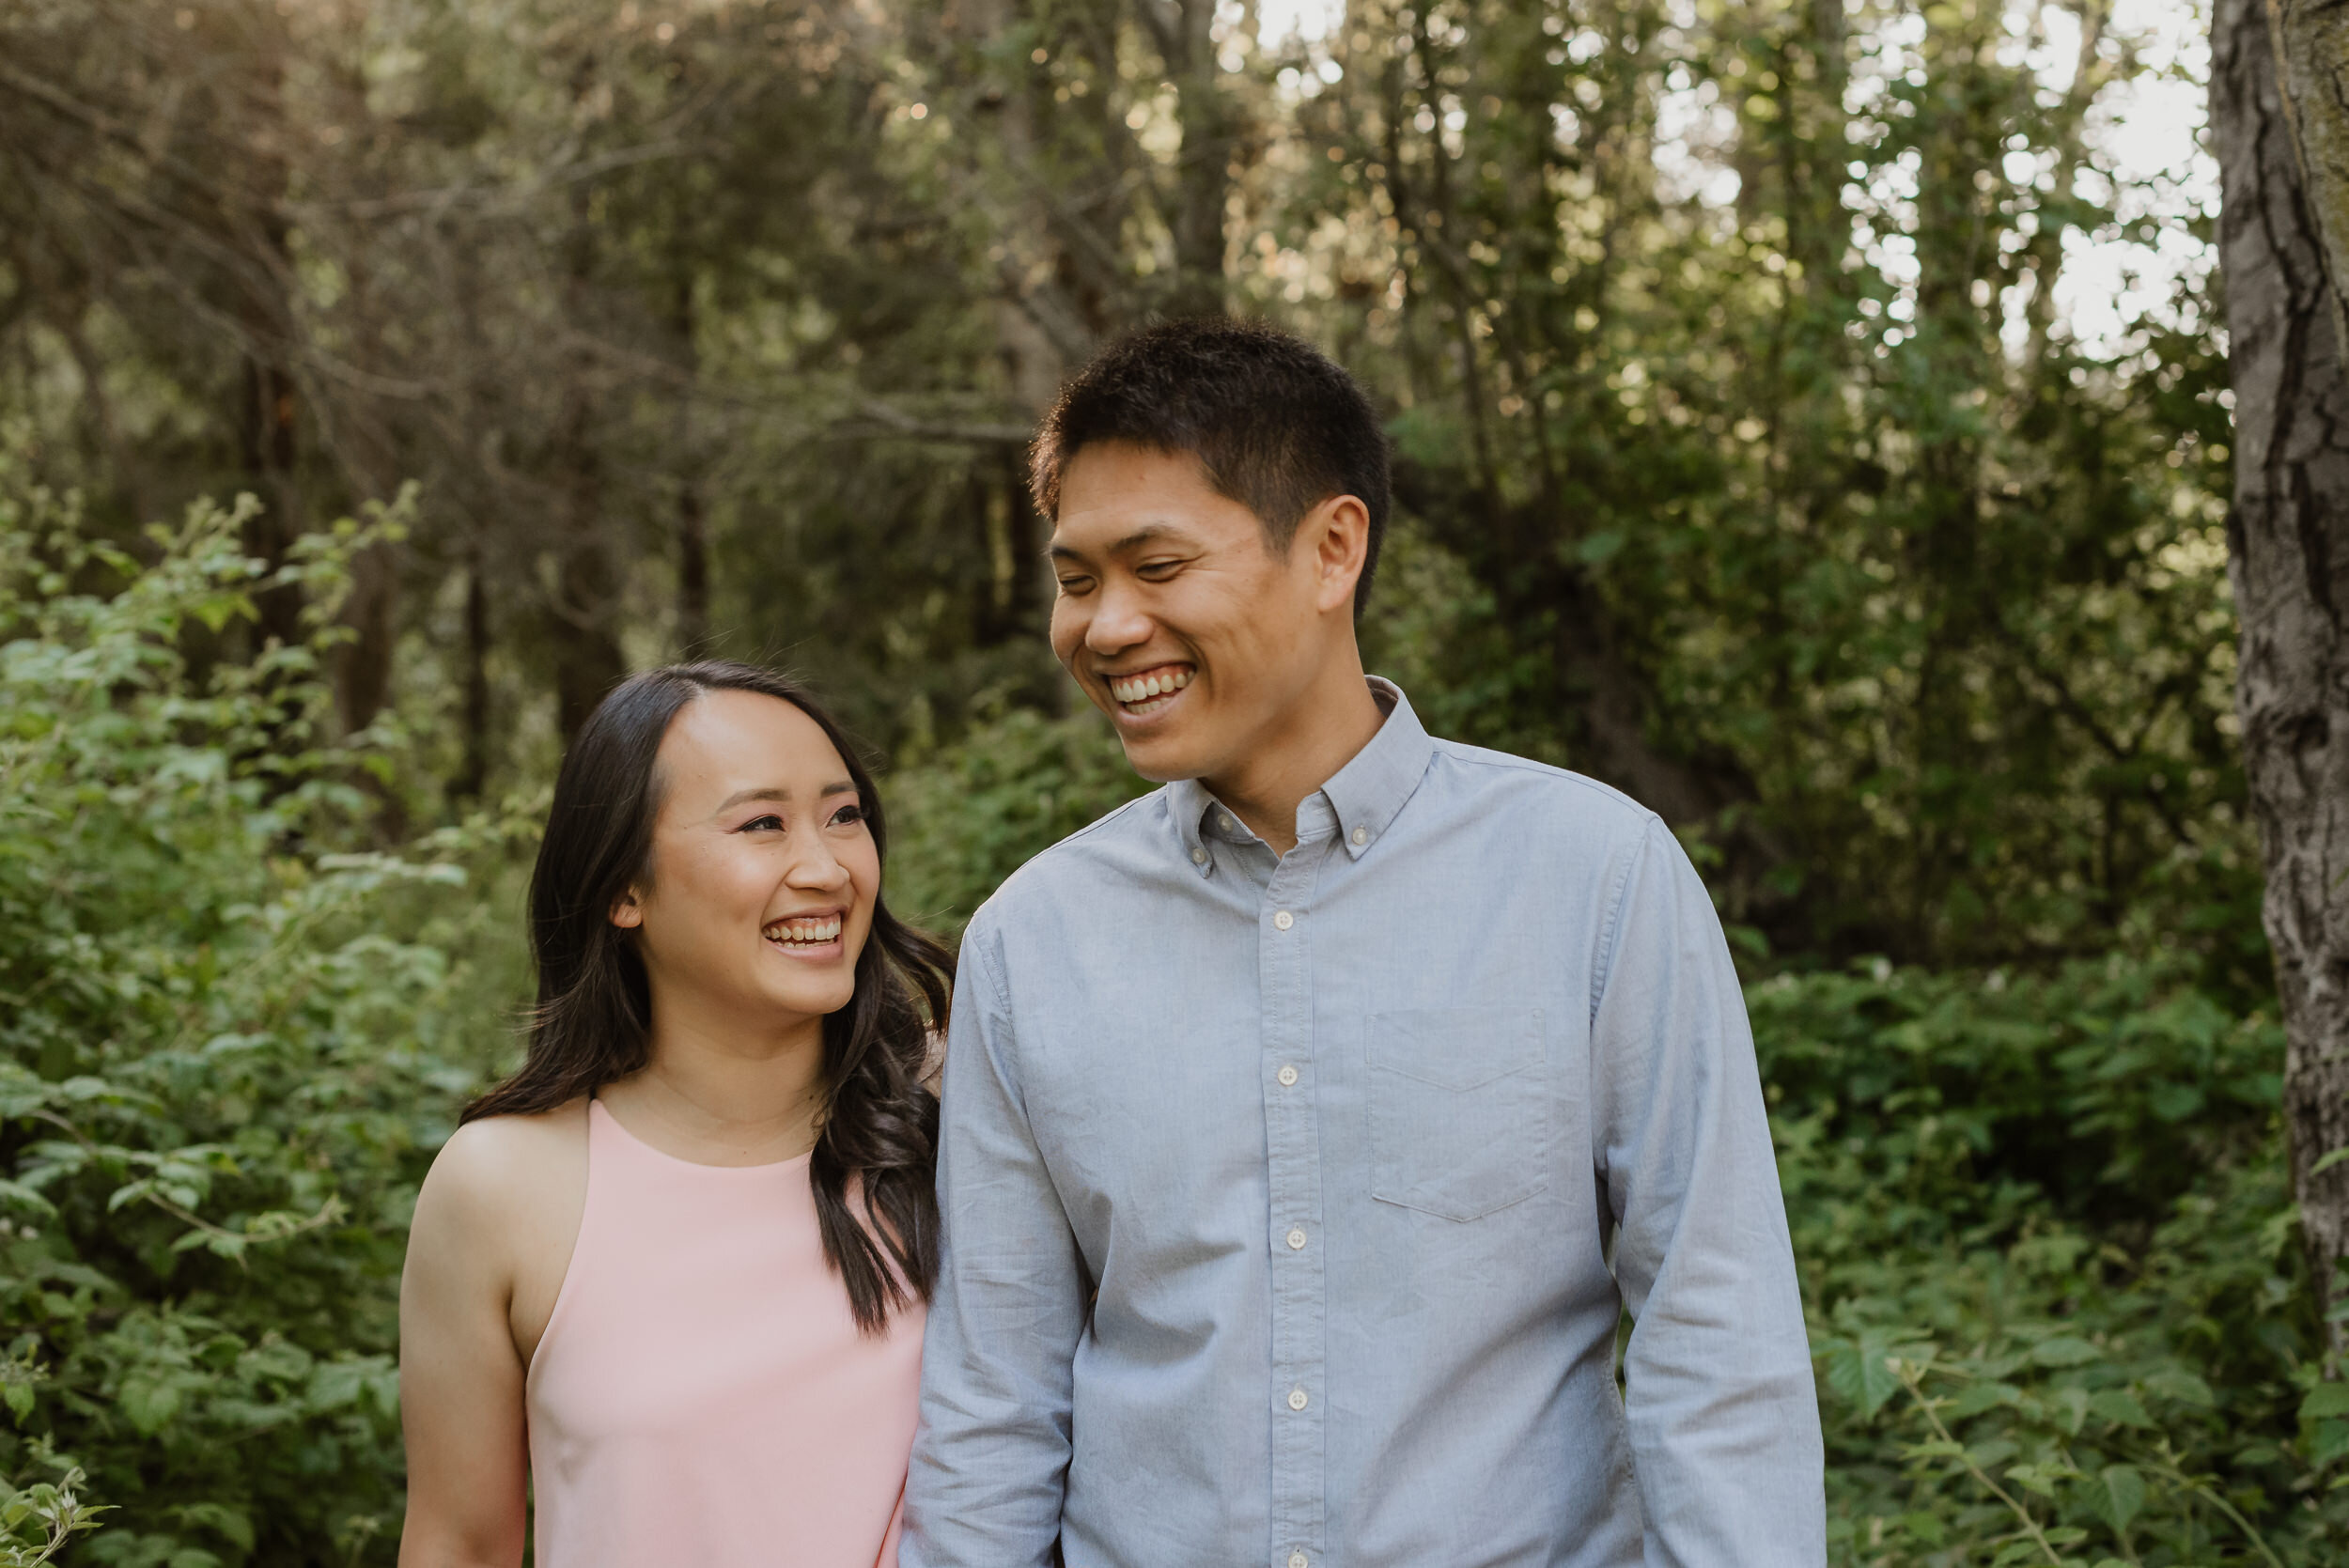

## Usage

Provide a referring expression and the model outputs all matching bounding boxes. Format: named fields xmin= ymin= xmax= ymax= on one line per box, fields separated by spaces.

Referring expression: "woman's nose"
xmin=786 ymin=840 xmax=852 ymax=890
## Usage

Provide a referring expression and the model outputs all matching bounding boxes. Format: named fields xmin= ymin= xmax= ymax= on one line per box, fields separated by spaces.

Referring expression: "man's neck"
xmin=1205 ymin=660 xmax=1386 ymax=857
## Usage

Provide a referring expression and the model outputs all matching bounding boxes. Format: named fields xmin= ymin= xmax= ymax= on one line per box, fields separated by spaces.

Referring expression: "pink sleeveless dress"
xmin=525 ymin=1100 xmax=923 ymax=1566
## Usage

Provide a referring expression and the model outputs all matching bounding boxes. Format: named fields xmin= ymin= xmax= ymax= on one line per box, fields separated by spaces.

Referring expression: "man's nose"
xmin=1083 ymin=580 xmax=1152 ymax=654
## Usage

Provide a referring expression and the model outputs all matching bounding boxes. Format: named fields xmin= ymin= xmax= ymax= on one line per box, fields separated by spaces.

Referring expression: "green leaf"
xmin=2030 ymin=1336 xmax=2102 ymax=1367
xmin=2006 ymin=1458 xmax=2077 ymax=1498
xmin=2082 ymin=1464 xmax=2146 ymax=1530
xmin=2089 ymin=1389 xmax=2152 ymax=1429
xmin=118 ymin=1374 xmax=183 ymax=1436
xmin=2142 ymin=1368 xmax=2216 ymax=1407
xmin=174 ymin=1501 xmax=255 ymax=1552
xmin=1823 ymin=1334 xmax=1910 ymax=1419
xmin=1575 ymin=529 xmax=1626 ymax=566
xmin=2314 ymin=1418 xmax=2349 ymax=1467
xmin=2301 ymin=1383 xmax=2349 ymax=1421
xmin=1900 ymin=1512 xmax=1947 ymax=1546
xmin=2311 ymin=1145 xmax=2349 ymax=1177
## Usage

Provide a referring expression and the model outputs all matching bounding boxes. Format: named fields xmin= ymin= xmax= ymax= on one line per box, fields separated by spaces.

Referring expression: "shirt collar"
xmin=1166 ymin=677 xmax=1435 ymax=876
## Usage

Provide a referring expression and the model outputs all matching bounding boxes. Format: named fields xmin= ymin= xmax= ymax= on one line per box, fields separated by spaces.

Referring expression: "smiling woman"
xmin=395 ymin=661 xmax=953 ymax=1568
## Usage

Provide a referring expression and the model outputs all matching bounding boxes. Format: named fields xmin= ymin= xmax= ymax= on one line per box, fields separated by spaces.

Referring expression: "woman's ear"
xmin=610 ymin=887 xmax=646 ymax=930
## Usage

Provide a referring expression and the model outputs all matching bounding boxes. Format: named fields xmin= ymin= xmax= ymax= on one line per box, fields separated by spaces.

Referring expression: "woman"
xmin=397 ymin=661 xmax=952 ymax=1568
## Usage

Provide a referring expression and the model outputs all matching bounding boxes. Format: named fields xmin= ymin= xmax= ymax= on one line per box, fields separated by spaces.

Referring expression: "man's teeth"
xmin=1109 ymin=668 xmax=1194 ymax=705
xmin=763 ymin=916 xmax=843 ymax=945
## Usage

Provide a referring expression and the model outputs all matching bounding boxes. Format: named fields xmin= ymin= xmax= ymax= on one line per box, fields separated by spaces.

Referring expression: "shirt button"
xmin=1290 ymin=1554 xmax=1309 ymax=1568
xmin=1273 ymin=909 xmax=1295 ymax=930
xmin=1221 ymin=814 xmax=1237 ymax=831
xmin=1190 ymin=847 xmax=1207 ymax=865
xmin=1351 ymin=826 xmax=1367 ymax=846
xmin=1277 ymin=1064 xmax=1299 ymax=1087
xmin=1287 ymin=1386 xmax=1309 ymax=1411
xmin=1286 ymin=1227 xmax=1307 ymax=1250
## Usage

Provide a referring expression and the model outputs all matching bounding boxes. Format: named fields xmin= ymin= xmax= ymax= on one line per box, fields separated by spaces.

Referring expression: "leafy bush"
xmin=1769 ymin=960 xmax=2335 ymax=1562
xmin=0 ymin=481 xmax=493 ymax=1567
xmin=1 ymin=488 xmax=2326 ymax=1564
xmin=885 ymin=704 xmax=1153 ymax=938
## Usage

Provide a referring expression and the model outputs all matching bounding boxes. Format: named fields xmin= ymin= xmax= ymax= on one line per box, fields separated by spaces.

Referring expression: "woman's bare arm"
xmin=397 ymin=1110 xmax=584 ymax=1567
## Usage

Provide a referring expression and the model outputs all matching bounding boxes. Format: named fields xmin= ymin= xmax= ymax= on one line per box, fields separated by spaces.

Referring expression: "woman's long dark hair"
xmin=463 ymin=660 xmax=954 ymax=1333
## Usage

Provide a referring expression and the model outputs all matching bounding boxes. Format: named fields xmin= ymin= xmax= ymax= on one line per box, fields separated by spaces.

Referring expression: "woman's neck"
xmin=600 ymin=1009 xmax=829 ymax=1167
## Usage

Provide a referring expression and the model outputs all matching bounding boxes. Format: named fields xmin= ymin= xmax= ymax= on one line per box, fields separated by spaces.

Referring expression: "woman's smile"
xmin=763 ymin=907 xmax=848 ymax=960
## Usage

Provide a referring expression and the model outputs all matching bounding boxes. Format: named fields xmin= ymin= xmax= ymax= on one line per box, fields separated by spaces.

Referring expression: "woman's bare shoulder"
xmin=417 ymin=1099 xmax=589 ymax=1228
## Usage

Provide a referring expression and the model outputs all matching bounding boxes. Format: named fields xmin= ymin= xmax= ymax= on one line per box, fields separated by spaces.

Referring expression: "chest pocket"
xmin=1366 ymin=1006 xmax=1551 ymax=1221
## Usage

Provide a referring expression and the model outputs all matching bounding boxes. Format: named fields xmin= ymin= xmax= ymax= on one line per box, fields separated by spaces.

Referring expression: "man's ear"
xmin=610 ymin=887 xmax=646 ymax=930
xmin=1305 ymin=493 xmax=1371 ymax=615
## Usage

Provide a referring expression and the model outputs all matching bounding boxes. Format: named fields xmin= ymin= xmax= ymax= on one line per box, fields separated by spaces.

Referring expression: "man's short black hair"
xmin=1031 ymin=318 xmax=1392 ymax=614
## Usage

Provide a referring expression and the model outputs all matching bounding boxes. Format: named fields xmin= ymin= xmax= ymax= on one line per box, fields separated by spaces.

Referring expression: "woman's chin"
xmin=755 ymin=972 xmax=857 ymax=1022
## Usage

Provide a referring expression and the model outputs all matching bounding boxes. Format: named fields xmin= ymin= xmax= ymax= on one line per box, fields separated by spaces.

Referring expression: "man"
xmin=903 ymin=318 xmax=1824 ymax=1568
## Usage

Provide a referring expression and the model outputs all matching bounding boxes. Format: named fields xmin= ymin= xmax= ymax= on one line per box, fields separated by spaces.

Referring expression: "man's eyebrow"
xmin=1048 ymin=524 xmax=1187 ymax=561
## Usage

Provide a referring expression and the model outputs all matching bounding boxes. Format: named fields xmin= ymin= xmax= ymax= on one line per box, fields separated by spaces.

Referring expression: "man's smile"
xmin=1103 ymin=661 xmax=1195 ymax=718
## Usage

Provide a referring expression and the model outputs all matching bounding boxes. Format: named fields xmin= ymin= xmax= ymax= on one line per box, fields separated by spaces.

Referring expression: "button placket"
xmin=1260 ymin=841 xmax=1327 ymax=1568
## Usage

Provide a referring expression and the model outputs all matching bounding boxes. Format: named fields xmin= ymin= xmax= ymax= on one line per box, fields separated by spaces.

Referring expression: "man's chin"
xmin=1114 ymin=729 xmax=1211 ymax=785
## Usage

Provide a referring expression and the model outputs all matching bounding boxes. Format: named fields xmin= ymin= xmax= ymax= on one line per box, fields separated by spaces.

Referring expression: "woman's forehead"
xmin=658 ymin=690 xmax=849 ymax=800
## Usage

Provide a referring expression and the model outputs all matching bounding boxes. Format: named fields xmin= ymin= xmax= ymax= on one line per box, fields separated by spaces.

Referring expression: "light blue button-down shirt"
xmin=904 ymin=680 xmax=1824 ymax=1568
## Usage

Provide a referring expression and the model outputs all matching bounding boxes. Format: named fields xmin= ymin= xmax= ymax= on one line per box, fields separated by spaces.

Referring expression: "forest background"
xmin=0 ymin=0 xmax=2327 ymax=1561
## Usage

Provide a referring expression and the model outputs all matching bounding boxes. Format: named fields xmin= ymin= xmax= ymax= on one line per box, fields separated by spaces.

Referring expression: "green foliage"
xmin=0 ymin=479 xmax=495 ymax=1566
xmin=0 ymin=1467 xmax=102 ymax=1567
xmin=887 ymin=705 xmax=1155 ymax=938
xmin=0 ymin=0 xmax=2296 ymax=1560
xmin=1765 ymin=959 xmax=2336 ymax=1560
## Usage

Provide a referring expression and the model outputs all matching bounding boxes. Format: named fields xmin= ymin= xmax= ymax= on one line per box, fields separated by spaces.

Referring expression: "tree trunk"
xmin=2213 ymin=0 xmax=2349 ymax=1343
xmin=1158 ymin=0 xmax=1234 ymax=318
xmin=449 ymin=555 xmax=492 ymax=807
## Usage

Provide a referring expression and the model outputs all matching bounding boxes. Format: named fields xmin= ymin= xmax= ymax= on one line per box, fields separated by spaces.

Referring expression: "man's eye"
xmin=1056 ymin=576 xmax=1093 ymax=596
xmin=1136 ymin=560 xmax=1182 ymax=580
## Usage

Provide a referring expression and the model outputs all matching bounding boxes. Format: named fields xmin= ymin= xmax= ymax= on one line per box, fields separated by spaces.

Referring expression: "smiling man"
xmin=902 ymin=319 xmax=1824 ymax=1568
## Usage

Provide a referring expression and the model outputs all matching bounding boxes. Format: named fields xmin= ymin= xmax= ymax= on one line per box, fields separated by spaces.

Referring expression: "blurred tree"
xmin=0 ymin=0 xmax=2243 ymax=975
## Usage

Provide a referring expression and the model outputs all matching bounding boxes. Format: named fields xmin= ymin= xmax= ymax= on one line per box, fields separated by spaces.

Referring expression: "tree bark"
xmin=2213 ymin=0 xmax=2349 ymax=1343
xmin=1141 ymin=0 xmax=1235 ymax=317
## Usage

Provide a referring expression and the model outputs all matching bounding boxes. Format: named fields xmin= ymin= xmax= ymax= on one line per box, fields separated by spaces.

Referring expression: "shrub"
xmin=0 ymin=480 xmax=485 ymax=1566
xmin=2 ymin=483 xmax=2326 ymax=1564
xmin=1769 ymin=959 xmax=2338 ymax=1562
xmin=884 ymin=704 xmax=1152 ymax=938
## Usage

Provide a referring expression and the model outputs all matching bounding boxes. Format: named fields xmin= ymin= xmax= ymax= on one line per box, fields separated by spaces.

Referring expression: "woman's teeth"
xmin=1109 ymin=667 xmax=1193 ymax=710
xmin=763 ymin=916 xmax=842 ymax=946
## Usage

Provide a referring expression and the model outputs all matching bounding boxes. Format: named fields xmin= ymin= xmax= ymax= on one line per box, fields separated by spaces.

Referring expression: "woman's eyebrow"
xmin=713 ymin=781 xmax=857 ymax=814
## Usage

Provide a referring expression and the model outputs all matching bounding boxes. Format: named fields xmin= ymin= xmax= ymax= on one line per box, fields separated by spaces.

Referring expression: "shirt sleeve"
xmin=1590 ymin=815 xmax=1826 ymax=1566
xmin=900 ymin=919 xmax=1090 ymax=1568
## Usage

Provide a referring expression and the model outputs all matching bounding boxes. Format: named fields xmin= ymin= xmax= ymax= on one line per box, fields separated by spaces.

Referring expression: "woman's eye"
xmin=740 ymin=814 xmax=785 ymax=832
xmin=828 ymin=803 xmax=866 ymax=828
